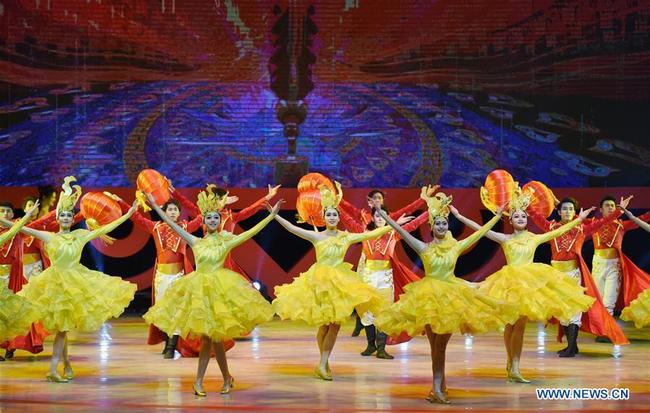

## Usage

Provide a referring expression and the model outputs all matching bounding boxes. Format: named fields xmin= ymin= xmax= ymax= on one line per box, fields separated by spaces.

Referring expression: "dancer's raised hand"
xmin=578 ymin=206 xmax=596 ymax=221
xmin=266 ymin=185 xmax=281 ymax=201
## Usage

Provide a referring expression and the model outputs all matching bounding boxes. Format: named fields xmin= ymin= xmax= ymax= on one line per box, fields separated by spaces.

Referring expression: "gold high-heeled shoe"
xmin=46 ymin=373 xmax=69 ymax=383
xmin=314 ymin=366 xmax=333 ymax=381
xmin=426 ymin=390 xmax=451 ymax=404
xmin=326 ymin=361 xmax=331 ymax=374
xmin=193 ymin=384 xmax=207 ymax=397
xmin=507 ymin=371 xmax=531 ymax=383
xmin=63 ymin=366 xmax=74 ymax=380
xmin=220 ymin=376 xmax=235 ymax=394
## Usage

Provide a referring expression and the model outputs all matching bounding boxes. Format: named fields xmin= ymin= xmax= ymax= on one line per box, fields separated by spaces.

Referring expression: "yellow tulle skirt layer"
xmin=376 ymin=277 xmax=519 ymax=336
xmin=0 ymin=286 xmax=41 ymax=342
xmin=143 ymin=268 xmax=274 ymax=342
xmin=621 ymin=289 xmax=650 ymax=329
xmin=478 ymin=263 xmax=594 ymax=323
xmin=273 ymin=262 xmax=385 ymax=326
xmin=18 ymin=264 xmax=136 ymax=332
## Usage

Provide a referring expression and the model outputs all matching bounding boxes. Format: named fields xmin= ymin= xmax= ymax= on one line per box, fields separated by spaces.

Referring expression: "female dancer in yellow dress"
xmin=452 ymin=186 xmax=595 ymax=383
xmin=272 ymin=182 xmax=392 ymax=381
xmin=1 ymin=177 xmax=138 ymax=382
xmin=376 ymin=189 xmax=517 ymax=404
xmin=143 ymin=188 xmax=280 ymax=396
xmin=620 ymin=207 xmax=650 ymax=328
xmin=0 ymin=201 xmax=41 ymax=347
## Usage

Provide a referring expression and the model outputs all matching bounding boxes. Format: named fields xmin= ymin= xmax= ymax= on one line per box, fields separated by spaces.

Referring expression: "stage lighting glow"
xmin=536 ymin=323 xmax=546 ymax=354
xmin=464 ymin=334 xmax=473 ymax=350
xmin=252 ymin=281 xmax=261 ymax=290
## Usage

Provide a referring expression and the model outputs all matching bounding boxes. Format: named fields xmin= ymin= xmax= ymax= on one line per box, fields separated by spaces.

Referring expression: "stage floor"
xmin=0 ymin=317 xmax=648 ymax=412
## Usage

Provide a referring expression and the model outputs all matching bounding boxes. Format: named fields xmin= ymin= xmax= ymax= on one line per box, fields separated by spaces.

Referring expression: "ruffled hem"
xmin=18 ymin=265 xmax=136 ymax=332
xmin=144 ymin=268 xmax=273 ymax=341
xmin=478 ymin=263 xmax=594 ymax=322
xmin=0 ymin=287 xmax=41 ymax=342
xmin=273 ymin=262 xmax=385 ymax=326
xmin=376 ymin=277 xmax=519 ymax=335
xmin=621 ymin=289 xmax=650 ymax=329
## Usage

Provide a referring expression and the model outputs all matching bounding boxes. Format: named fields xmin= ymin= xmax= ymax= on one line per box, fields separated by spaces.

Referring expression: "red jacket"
xmin=530 ymin=211 xmax=628 ymax=345
xmin=591 ymin=210 xmax=650 ymax=310
xmin=119 ymin=192 xmax=205 ymax=354
xmin=339 ymin=203 xmax=428 ymax=345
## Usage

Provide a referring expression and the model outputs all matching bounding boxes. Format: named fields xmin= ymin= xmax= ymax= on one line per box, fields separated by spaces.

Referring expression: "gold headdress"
xmin=508 ymin=186 xmax=532 ymax=215
xmin=319 ymin=181 xmax=343 ymax=213
xmin=420 ymin=186 xmax=452 ymax=225
xmin=196 ymin=184 xmax=229 ymax=215
xmin=56 ymin=176 xmax=82 ymax=214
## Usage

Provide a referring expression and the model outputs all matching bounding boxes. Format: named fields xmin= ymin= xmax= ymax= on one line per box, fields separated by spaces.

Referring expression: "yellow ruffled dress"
xmin=18 ymin=226 xmax=137 ymax=333
xmin=478 ymin=219 xmax=594 ymax=323
xmin=273 ymin=227 xmax=391 ymax=326
xmin=143 ymin=215 xmax=275 ymax=342
xmin=1 ymin=285 xmax=41 ymax=342
xmin=376 ymin=215 xmax=518 ymax=336
xmin=1 ymin=215 xmax=41 ymax=341
xmin=621 ymin=289 xmax=650 ymax=329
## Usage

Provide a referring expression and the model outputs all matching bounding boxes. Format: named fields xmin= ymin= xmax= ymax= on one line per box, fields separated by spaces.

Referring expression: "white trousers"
xmin=23 ymin=260 xmax=43 ymax=282
xmin=154 ymin=269 xmax=184 ymax=335
xmin=592 ymin=256 xmax=622 ymax=316
xmin=359 ymin=267 xmax=394 ymax=326
xmin=558 ymin=267 xmax=584 ymax=326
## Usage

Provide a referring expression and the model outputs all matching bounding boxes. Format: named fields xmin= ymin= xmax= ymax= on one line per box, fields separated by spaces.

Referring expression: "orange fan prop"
xmin=296 ymin=173 xmax=335 ymax=227
xmin=523 ymin=181 xmax=557 ymax=219
xmin=136 ymin=169 xmax=170 ymax=210
xmin=480 ymin=169 xmax=517 ymax=215
xmin=80 ymin=192 xmax=123 ymax=244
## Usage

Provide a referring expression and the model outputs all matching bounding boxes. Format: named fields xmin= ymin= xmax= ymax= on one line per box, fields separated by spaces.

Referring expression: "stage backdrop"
xmin=1 ymin=1 xmax=649 ymax=308
xmin=0 ymin=1 xmax=649 ymax=188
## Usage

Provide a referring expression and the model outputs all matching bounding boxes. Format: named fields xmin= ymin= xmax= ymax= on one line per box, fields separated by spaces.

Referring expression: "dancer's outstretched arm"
xmin=226 ymin=200 xmax=283 ymax=249
xmin=145 ymin=193 xmax=199 ymax=246
xmin=449 ymin=205 xmax=508 ymax=244
xmin=231 ymin=185 xmax=281 ymax=224
xmin=338 ymin=205 xmax=366 ymax=233
xmin=400 ymin=210 xmax=428 ymax=233
xmin=167 ymin=180 xmax=201 ymax=218
xmin=622 ymin=208 xmax=650 ymax=233
xmin=458 ymin=205 xmax=505 ymax=251
xmin=82 ymin=201 xmax=138 ymax=243
xmin=583 ymin=196 xmax=630 ymax=235
xmin=273 ymin=213 xmax=321 ymax=243
xmin=378 ymin=208 xmax=427 ymax=253
xmin=0 ymin=201 xmax=40 ymax=245
xmin=339 ymin=198 xmax=363 ymax=221
xmin=109 ymin=193 xmax=156 ymax=232
xmin=348 ymin=224 xmax=391 ymax=245
xmin=0 ymin=201 xmax=52 ymax=242
xmin=534 ymin=207 xmax=594 ymax=245
xmin=389 ymin=184 xmax=439 ymax=220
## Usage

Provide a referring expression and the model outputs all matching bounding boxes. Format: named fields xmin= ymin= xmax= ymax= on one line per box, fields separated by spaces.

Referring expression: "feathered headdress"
xmin=508 ymin=186 xmax=532 ymax=215
xmin=196 ymin=184 xmax=229 ymax=215
xmin=56 ymin=176 xmax=81 ymax=215
xmin=319 ymin=181 xmax=343 ymax=213
xmin=420 ymin=186 xmax=453 ymax=225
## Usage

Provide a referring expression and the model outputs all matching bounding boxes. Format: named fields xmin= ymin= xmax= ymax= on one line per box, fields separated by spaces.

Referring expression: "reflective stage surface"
xmin=0 ymin=318 xmax=648 ymax=412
